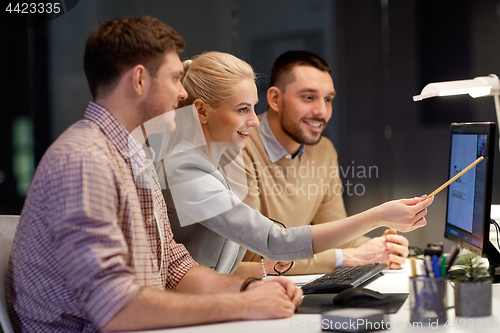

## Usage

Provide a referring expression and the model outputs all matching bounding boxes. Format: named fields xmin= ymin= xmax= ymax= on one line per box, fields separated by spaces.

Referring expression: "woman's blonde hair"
xmin=179 ymin=51 xmax=255 ymax=109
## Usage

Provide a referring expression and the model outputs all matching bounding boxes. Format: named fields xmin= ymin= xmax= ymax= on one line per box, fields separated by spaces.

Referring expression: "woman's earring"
xmin=202 ymin=120 xmax=207 ymax=124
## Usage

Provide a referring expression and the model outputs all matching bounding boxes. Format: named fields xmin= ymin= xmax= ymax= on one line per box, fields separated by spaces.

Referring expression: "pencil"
xmin=410 ymin=258 xmax=417 ymax=277
xmin=426 ymin=156 xmax=484 ymax=198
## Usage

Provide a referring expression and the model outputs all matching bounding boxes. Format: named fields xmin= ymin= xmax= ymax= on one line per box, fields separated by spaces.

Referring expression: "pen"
xmin=424 ymin=255 xmax=435 ymax=278
xmin=421 ymin=258 xmax=428 ymax=276
xmin=439 ymin=255 xmax=446 ymax=277
xmin=431 ymin=256 xmax=441 ymax=277
xmin=446 ymin=245 xmax=460 ymax=274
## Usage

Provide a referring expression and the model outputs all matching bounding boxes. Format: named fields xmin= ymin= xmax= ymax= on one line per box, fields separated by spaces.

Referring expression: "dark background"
xmin=1 ymin=0 xmax=499 ymax=250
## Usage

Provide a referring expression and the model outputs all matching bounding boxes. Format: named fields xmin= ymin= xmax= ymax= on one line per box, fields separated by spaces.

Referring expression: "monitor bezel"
xmin=444 ymin=122 xmax=496 ymax=258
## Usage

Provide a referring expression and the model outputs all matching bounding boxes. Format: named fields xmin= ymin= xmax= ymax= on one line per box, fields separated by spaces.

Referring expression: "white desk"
xmin=127 ymin=206 xmax=500 ymax=333
xmin=128 ymin=262 xmax=500 ymax=333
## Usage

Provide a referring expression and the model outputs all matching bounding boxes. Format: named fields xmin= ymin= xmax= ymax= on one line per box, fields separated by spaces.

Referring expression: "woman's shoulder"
xmin=167 ymin=141 xmax=209 ymax=165
xmin=162 ymin=140 xmax=215 ymax=181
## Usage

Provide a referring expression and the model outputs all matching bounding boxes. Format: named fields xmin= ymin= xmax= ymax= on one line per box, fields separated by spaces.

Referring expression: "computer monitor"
xmin=444 ymin=122 xmax=500 ymax=274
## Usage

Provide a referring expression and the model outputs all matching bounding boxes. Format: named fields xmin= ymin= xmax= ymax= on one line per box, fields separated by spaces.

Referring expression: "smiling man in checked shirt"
xmin=6 ymin=16 xmax=302 ymax=333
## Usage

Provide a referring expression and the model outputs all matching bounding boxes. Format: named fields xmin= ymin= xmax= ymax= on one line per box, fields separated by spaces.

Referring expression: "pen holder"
xmin=410 ymin=276 xmax=447 ymax=325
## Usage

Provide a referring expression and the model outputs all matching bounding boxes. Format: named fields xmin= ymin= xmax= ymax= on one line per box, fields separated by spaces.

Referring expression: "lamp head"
xmin=413 ymin=74 xmax=500 ymax=151
xmin=413 ymin=74 xmax=500 ymax=101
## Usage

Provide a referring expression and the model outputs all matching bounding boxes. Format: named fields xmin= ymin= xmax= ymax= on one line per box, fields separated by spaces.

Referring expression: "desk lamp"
xmin=413 ymin=74 xmax=500 ymax=149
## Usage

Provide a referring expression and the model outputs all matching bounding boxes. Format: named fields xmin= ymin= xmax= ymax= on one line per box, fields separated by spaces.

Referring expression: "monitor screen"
xmin=444 ymin=122 xmax=496 ymax=258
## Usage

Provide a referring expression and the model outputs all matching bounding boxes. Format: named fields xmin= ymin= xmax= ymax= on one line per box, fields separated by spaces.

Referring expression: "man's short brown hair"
xmin=84 ymin=16 xmax=185 ymax=100
xmin=269 ymin=50 xmax=331 ymax=91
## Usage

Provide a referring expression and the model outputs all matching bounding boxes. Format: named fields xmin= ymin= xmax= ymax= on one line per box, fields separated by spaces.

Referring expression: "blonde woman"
xmin=159 ymin=51 xmax=432 ymax=277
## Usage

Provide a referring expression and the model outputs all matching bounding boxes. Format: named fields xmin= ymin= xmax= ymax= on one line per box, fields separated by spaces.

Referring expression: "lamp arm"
xmin=494 ymin=94 xmax=500 ymax=151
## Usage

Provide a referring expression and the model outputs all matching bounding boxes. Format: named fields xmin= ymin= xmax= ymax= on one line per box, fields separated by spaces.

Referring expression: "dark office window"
xmin=416 ymin=0 xmax=473 ymax=124
xmin=0 ymin=14 xmax=51 ymax=214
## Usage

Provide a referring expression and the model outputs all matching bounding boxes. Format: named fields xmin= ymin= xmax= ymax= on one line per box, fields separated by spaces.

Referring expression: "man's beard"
xmin=279 ymin=103 xmax=326 ymax=146
xmin=138 ymin=83 xmax=165 ymax=125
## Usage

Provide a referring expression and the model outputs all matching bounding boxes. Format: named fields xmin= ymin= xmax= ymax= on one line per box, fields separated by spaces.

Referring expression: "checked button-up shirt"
xmin=7 ymin=102 xmax=198 ymax=332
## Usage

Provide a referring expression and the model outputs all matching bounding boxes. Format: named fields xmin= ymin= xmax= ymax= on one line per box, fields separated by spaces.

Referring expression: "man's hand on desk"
xmin=342 ymin=229 xmax=409 ymax=269
xmin=243 ymin=276 xmax=303 ymax=318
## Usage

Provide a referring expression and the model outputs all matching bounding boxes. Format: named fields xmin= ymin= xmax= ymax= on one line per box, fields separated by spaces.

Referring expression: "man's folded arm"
xmin=103 ymin=266 xmax=302 ymax=331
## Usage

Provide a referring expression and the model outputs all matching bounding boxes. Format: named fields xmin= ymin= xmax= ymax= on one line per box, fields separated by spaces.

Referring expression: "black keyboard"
xmin=301 ymin=263 xmax=387 ymax=294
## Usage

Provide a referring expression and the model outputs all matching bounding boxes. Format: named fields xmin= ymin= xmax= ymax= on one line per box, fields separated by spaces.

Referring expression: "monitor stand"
xmin=491 ymin=266 xmax=500 ymax=283
xmin=486 ymin=240 xmax=500 ymax=283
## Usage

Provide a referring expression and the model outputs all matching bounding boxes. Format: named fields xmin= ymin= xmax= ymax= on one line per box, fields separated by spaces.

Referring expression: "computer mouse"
xmin=332 ymin=287 xmax=386 ymax=305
